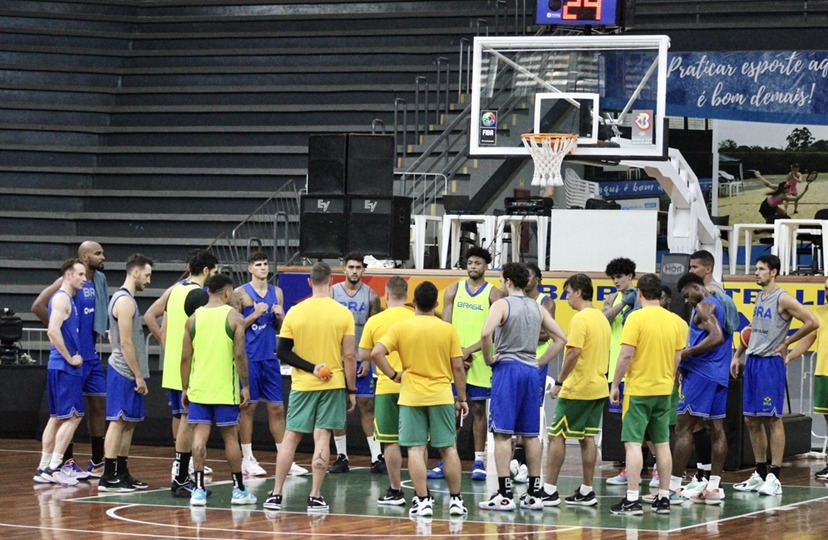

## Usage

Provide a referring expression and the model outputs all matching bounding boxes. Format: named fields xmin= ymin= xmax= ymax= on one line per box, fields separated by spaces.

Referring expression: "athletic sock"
xmin=580 ymin=484 xmax=592 ymax=496
xmin=626 ymin=490 xmax=639 ymax=502
xmin=708 ymin=475 xmax=721 ymax=491
xmin=91 ymin=436 xmax=105 ymax=464
xmin=658 ymin=489 xmax=670 ymax=499
xmin=669 ymin=475 xmax=683 ymax=491
xmin=770 ymin=465 xmax=781 ymax=480
xmin=117 ymin=455 xmax=129 ymax=476
xmin=241 ymin=443 xmax=253 ymax=460
xmin=275 ymin=442 xmax=282 ymax=453
xmin=700 ymin=463 xmax=711 ymax=480
xmin=544 ymin=482 xmax=557 ymax=495
xmin=39 ymin=452 xmax=51 ymax=469
xmin=513 ymin=444 xmax=526 ymax=465
xmin=104 ymin=457 xmax=116 ymax=477
xmin=693 ymin=429 xmax=712 ymax=466
xmin=756 ymin=462 xmax=768 ymax=480
xmin=334 ymin=435 xmax=347 ymax=457
xmin=529 ymin=476 xmax=541 ymax=496
xmin=474 ymin=451 xmax=486 ymax=462
xmin=49 ymin=454 xmax=64 ymax=470
xmin=232 ymin=471 xmax=245 ymax=491
xmin=366 ymin=436 xmax=382 ymax=461
xmin=194 ymin=470 xmax=205 ymax=490
xmin=498 ymin=476 xmax=513 ymax=498
xmin=175 ymin=452 xmax=191 ymax=483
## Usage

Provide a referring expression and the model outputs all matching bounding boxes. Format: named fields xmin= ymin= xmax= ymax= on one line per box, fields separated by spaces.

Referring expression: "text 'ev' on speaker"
xmin=348 ymin=196 xmax=412 ymax=260
xmin=346 ymin=134 xmax=394 ymax=197
xmin=300 ymin=194 xmax=347 ymax=259
xmin=307 ymin=134 xmax=347 ymax=194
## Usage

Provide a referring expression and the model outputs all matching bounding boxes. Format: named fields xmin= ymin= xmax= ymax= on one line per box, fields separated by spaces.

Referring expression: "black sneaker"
xmin=307 ymin=496 xmax=329 ymax=512
xmin=263 ymin=493 xmax=282 ymax=510
xmin=328 ymin=454 xmax=349 ymax=474
xmin=816 ymin=466 xmax=828 ymax=480
xmin=371 ymin=454 xmax=387 ymax=474
xmin=171 ymin=478 xmax=196 ymax=498
xmin=123 ymin=473 xmax=148 ymax=489
xmin=539 ymin=490 xmax=560 ymax=507
xmin=98 ymin=475 xmax=136 ymax=493
xmin=564 ymin=488 xmax=597 ymax=506
xmin=651 ymin=495 xmax=671 ymax=514
xmin=377 ymin=487 xmax=406 ymax=506
xmin=610 ymin=497 xmax=643 ymax=515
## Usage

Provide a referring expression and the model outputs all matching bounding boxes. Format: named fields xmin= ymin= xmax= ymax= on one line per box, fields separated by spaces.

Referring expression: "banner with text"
xmin=666 ymin=51 xmax=828 ymax=125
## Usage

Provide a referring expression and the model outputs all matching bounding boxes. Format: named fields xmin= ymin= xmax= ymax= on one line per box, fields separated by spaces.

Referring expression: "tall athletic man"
xmin=33 ymin=241 xmax=109 ymax=478
xmin=98 ymin=254 xmax=154 ymax=492
xmin=372 ymin=281 xmax=469 ymax=518
xmin=609 ymin=274 xmax=685 ymax=515
xmin=478 ymin=263 xmax=566 ymax=512
xmin=181 ymin=274 xmax=256 ymax=507
xmin=672 ymin=273 xmax=731 ymax=504
xmin=234 ymin=251 xmax=307 ymax=477
xmin=264 ymin=262 xmax=356 ymax=512
xmin=330 ymin=252 xmax=383 ymax=474
xmin=34 ymin=259 xmax=87 ymax=486
xmin=689 ymin=250 xmax=725 ymax=293
xmin=358 ymin=276 xmax=414 ymax=506
xmin=731 ymin=254 xmax=818 ymax=496
xmin=541 ymin=273 xmax=611 ymax=508
xmin=162 ymin=250 xmax=217 ymax=497
xmin=438 ymin=246 xmax=503 ymax=481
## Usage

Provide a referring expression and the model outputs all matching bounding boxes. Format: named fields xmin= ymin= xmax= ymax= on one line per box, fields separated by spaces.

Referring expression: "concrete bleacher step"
xmin=0 ymin=170 xmax=300 ymax=191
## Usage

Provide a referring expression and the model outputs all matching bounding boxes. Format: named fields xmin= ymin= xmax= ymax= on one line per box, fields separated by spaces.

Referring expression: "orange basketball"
xmin=740 ymin=326 xmax=752 ymax=348
xmin=318 ymin=366 xmax=332 ymax=379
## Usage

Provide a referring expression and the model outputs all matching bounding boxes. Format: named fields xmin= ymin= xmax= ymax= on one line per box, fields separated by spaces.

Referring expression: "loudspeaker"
xmin=300 ymin=194 xmax=347 ymax=258
xmin=660 ymin=252 xmax=691 ymax=320
xmin=346 ymin=134 xmax=394 ymax=196
xmin=307 ymin=134 xmax=347 ymax=194
xmin=348 ymin=196 xmax=412 ymax=260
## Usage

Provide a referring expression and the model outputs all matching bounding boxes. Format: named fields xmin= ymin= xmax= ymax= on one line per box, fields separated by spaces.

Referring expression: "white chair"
xmin=564 ymin=168 xmax=602 ymax=209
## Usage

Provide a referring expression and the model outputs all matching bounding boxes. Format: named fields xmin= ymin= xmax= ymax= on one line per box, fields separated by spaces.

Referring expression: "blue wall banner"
xmin=666 ymin=51 xmax=828 ymax=125
xmin=594 ymin=178 xmax=712 ymax=199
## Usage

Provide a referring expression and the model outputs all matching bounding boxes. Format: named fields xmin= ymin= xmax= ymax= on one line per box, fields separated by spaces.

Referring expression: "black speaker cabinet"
xmin=300 ymin=194 xmax=347 ymax=258
xmin=346 ymin=134 xmax=394 ymax=196
xmin=660 ymin=252 xmax=692 ymax=320
xmin=307 ymin=134 xmax=347 ymax=194
xmin=347 ymin=196 xmax=412 ymax=260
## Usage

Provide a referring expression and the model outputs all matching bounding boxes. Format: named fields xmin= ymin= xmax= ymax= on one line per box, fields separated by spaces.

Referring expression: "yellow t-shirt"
xmin=620 ymin=305 xmax=685 ymax=396
xmin=560 ymin=306 xmax=611 ymax=400
xmin=378 ymin=315 xmax=463 ymax=407
xmin=359 ymin=306 xmax=415 ymax=395
xmin=814 ymin=305 xmax=828 ymax=376
xmin=280 ymin=297 xmax=354 ymax=392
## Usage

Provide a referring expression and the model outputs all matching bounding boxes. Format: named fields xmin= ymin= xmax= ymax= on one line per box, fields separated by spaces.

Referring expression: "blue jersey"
xmin=75 ymin=280 xmax=99 ymax=361
xmin=241 ymin=282 xmax=278 ymax=362
xmin=48 ymin=290 xmax=82 ymax=375
xmin=682 ymin=296 xmax=731 ymax=386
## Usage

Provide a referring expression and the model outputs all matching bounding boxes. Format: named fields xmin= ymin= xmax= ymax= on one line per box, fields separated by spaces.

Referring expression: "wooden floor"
xmin=4 ymin=438 xmax=828 ymax=539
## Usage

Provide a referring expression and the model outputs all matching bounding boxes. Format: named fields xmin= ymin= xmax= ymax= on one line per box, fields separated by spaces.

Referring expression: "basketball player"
xmin=98 ymin=254 xmax=153 ymax=492
xmin=478 ymin=263 xmax=566 ymax=512
xmin=181 ymin=274 xmax=256 ymax=507
xmin=609 ymin=274 xmax=685 ymax=515
xmin=540 ymin=273 xmax=610 ymax=508
xmin=33 ymin=259 xmax=86 ymax=486
xmin=32 ymin=241 xmax=109 ymax=478
xmin=358 ymin=277 xmax=414 ymax=506
xmin=233 ymin=252 xmax=307 ymax=477
xmin=371 ymin=281 xmax=468 ymax=518
xmin=263 ymin=262 xmax=356 ymax=513
xmin=689 ymin=250 xmax=725 ymax=293
xmin=330 ymin=252 xmax=383 ymax=474
xmin=731 ymin=255 xmax=818 ymax=496
xmin=162 ymin=250 xmax=217 ymax=497
xmin=672 ymin=273 xmax=731 ymax=504
xmin=436 ymin=246 xmax=503 ymax=481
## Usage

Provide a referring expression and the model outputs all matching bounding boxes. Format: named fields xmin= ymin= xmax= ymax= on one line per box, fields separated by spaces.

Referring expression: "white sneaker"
xmin=513 ymin=464 xmax=529 ymax=484
xmin=518 ymin=492 xmax=544 ymax=510
xmin=691 ymin=487 xmax=725 ymax=505
xmin=409 ymin=495 xmax=434 ymax=517
xmin=606 ymin=469 xmax=629 ymax=485
xmin=448 ymin=495 xmax=468 ymax=516
xmin=757 ymin=472 xmax=782 ymax=496
xmin=478 ymin=492 xmax=516 ymax=511
xmin=241 ymin=456 xmax=267 ymax=477
xmin=289 ymin=462 xmax=309 ymax=476
xmin=189 ymin=458 xmax=212 ymax=476
xmin=733 ymin=471 xmax=764 ymax=492
xmin=649 ymin=469 xmax=660 ymax=488
xmin=231 ymin=487 xmax=258 ymax=505
xmin=681 ymin=476 xmax=708 ymax=499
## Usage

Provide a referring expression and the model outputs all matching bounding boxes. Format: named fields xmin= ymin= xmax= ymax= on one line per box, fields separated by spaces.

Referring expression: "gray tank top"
xmin=108 ymin=288 xmax=149 ymax=380
xmin=332 ymin=282 xmax=372 ymax=350
xmin=494 ymin=296 xmax=542 ymax=367
xmin=746 ymin=288 xmax=791 ymax=357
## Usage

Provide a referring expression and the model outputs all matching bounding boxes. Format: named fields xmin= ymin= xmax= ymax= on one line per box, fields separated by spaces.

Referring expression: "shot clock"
xmin=535 ymin=0 xmax=619 ymax=26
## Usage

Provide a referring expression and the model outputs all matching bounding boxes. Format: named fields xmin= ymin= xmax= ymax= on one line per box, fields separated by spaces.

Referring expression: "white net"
xmin=521 ymin=133 xmax=578 ymax=187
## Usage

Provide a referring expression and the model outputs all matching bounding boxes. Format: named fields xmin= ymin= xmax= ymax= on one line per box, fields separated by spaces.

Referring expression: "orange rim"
xmin=520 ymin=132 xmax=578 ymax=143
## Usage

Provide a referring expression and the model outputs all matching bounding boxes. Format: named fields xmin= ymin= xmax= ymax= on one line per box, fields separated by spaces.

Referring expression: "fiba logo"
xmin=481 ymin=111 xmax=497 ymax=127
xmin=634 ymin=111 xmax=652 ymax=131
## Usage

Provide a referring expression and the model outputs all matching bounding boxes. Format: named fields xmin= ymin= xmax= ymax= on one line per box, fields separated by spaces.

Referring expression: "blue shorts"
xmin=105 ymin=368 xmax=146 ymax=422
xmin=608 ymin=382 xmax=625 ymax=414
xmin=355 ymin=360 xmax=375 ymax=398
xmin=677 ymin=370 xmax=728 ymax=420
xmin=47 ymin=369 xmax=85 ymax=419
xmin=168 ymin=389 xmax=188 ymax=416
xmin=743 ymin=354 xmax=786 ymax=417
xmin=187 ymin=402 xmax=240 ymax=427
xmin=468 ymin=383 xmax=491 ymax=401
xmin=247 ymin=359 xmax=284 ymax=404
xmin=536 ymin=365 xmax=550 ymax=408
xmin=82 ymin=356 xmax=106 ymax=396
xmin=488 ymin=361 xmax=541 ymax=437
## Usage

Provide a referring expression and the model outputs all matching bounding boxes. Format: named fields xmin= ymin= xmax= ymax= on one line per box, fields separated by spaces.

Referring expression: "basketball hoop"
xmin=521 ymin=133 xmax=578 ymax=187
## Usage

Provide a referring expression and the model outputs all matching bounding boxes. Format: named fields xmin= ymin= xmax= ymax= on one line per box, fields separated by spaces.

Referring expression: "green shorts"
xmin=399 ymin=404 xmax=456 ymax=448
xmin=548 ymin=397 xmax=604 ymax=440
xmin=374 ymin=393 xmax=400 ymax=444
xmin=814 ymin=376 xmax=828 ymax=415
xmin=286 ymin=388 xmax=346 ymax=433
xmin=621 ymin=394 xmax=672 ymax=444
xmin=669 ymin=382 xmax=679 ymax=427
